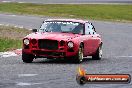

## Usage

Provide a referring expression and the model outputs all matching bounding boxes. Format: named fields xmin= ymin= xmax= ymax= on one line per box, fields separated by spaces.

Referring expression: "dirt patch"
xmin=0 ymin=26 xmax=31 ymax=40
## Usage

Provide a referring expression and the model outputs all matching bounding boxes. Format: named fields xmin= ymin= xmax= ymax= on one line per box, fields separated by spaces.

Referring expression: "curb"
xmin=0 ymin=49 xmax=22 ymax=58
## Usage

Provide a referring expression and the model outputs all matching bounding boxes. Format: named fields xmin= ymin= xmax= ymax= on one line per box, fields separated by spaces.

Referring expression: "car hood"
xmin=25 ymin=32 xmax=81 ymax=41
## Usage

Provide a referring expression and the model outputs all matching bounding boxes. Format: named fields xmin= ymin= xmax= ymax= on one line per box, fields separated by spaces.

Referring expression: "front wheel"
xmin=22 ymin=53 xmax=34 ymax=63
xmin=73 ymin=46 xmax=84 ymax=63
xmin=92 ymin=45 xmax=102 ymax=60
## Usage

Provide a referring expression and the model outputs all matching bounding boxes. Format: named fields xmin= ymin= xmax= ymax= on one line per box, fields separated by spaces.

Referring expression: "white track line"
xmin=116 ymin=56 xmax=132 ymax=58
xmin=10 ymin=15 xmax=16 ymax=17
xmin=16 ymin=82 xmax=42 ymax=86
xmin=18 ymin=74 xmax=38 ymax=77
xmin=18 ymin=2 xmax=25 ymax=3
xmin=2 ymin=1 xmax=11 ymax=3
xmin=0 ymin=24 xmax=31 ymax=30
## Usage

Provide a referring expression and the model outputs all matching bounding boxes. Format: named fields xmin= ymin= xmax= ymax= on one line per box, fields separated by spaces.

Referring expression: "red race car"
xmin=22 ymin=19 xmax=103 ymax=63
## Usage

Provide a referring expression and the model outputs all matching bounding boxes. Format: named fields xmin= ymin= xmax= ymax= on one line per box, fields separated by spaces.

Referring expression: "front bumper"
xmin=22 ymin=49 xmax=77 ymax=58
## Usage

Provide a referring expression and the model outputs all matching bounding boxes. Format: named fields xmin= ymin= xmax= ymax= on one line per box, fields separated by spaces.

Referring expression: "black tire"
xmin=92 ymin=45 xmax=102 ymax=60
xmin=76 ymin=76 xmax=86 ymax=85
xmin=73 ymin=46 xmax=84 ymax=63
xmin=22 ymin=53 xmax=34 ymax=63
xmin=47 ymin=57 xmax=54 ymax=59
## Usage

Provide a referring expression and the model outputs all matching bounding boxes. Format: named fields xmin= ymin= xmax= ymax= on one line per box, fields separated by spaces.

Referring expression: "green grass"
xmin=0 ymin=38 xmax=22 ymax=52
xmin=0 ymin=3 xmax=132 ymax=22
xmin=0 ymin=25 xmax=31 ymax=52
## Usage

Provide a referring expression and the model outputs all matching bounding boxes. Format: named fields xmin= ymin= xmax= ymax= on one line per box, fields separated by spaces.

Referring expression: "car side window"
xmin=85 ymin=23 xmax=96 ymax=35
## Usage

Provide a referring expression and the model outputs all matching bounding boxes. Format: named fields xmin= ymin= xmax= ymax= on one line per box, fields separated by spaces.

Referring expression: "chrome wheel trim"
xmin=99 ymin=46 xmax=102 ymax=58
xmin=79 ymin=48 xmax=83 ymax=62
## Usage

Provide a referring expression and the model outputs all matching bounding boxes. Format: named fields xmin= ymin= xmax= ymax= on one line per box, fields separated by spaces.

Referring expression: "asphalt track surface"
xmin=0 ymin=14 xmax=132 ymax=88
xmin=0 ymin=0 xmax=132 ymax=4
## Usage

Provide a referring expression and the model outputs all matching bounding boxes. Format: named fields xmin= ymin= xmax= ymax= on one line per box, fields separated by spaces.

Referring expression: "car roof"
xmin=45 ymin=19 xmax=89 ymax=24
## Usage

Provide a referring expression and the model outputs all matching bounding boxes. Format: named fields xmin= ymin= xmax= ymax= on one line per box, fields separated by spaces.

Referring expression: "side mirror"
xmin=32 ymin=29 xmax=37 ymax=32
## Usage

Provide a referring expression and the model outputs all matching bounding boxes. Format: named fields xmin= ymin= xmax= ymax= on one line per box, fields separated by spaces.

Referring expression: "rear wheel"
xmin=92 ymin=45 xmax=102 ymax=60
xmin=22 ymin=53 xmax=34 ymax=63
xmin=73 ymin=46 xmax=84 ymax=63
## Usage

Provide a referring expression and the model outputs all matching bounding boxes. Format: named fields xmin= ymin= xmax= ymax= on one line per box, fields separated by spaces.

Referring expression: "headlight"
xmin=68 ymin=41 xmax=74 ymax=48
xmin=23 ymin=39 xmax=29 ymax=45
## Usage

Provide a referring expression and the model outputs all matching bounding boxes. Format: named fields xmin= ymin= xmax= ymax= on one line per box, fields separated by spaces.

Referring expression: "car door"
xmin=90 ymin=28 xmax=101 ymax=53
xmin=83 ymin=23 xmax=94 ymax=56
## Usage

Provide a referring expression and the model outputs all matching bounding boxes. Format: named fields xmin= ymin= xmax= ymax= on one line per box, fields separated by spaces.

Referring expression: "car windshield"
xmin=39 ymin=21 xmax=84 ymax=34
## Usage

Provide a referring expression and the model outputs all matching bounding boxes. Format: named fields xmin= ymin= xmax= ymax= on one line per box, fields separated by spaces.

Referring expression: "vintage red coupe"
xmin=22 ymin=19 xmax=103 ymax=63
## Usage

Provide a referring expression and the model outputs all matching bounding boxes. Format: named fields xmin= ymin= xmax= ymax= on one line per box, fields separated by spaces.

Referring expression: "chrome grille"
xmin=38 ymin=39 xmax=58 ymax=50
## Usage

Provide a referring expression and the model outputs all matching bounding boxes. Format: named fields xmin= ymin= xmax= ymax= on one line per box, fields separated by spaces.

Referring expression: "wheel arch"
xmin=80 ymin=42 xmax=84 ymax=48
xmin=100 ymin=42 xmax=103 ymax=47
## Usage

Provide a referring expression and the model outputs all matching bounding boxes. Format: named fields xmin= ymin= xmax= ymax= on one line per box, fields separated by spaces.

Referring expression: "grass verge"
xmin=0 ymin=38 xmax=22 ymax=52
xmin=0 ymin=3 xmax=132 ymax=22
xmin=0 ymin=26 xmax=31 ymax=52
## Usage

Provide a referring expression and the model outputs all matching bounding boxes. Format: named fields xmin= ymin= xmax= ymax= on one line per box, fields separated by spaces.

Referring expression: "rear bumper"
xmin=22 ymin=49 xmax=77 ymax=58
